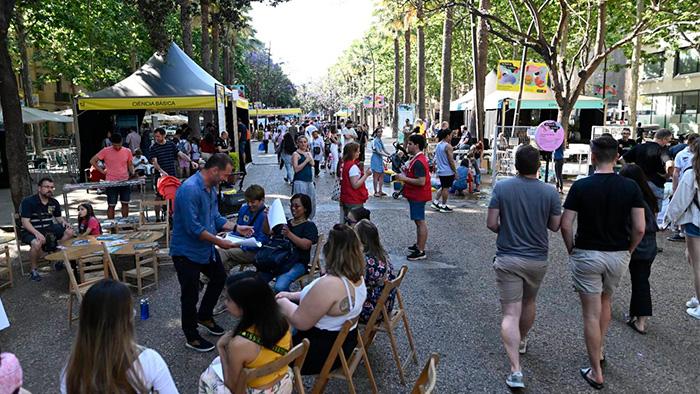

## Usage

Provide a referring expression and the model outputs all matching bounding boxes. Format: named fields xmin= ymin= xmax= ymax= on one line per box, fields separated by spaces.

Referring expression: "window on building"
xmin=675 ymin=47 xmax=700 ymax=75
xmin=680 ymin=91 xmax=699 ymax=134
xmin=642 ymin=52 xmax=665 ymax=79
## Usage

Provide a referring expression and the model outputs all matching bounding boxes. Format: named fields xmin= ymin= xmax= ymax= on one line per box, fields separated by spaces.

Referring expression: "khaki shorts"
xmin=569 ymin=249 xmax=630 ymax=295
xmin=218 ymin=248 xmax=256 ymax=271
xmin=493 ymin=255 xmax=548 ymax=303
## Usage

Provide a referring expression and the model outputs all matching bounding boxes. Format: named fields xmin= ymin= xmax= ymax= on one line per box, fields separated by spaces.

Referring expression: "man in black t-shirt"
xmin=622 ymin=128 xmax=673 ymax=210
xmin=20 ymin=177 xmax=75 ymax=281
xmin=617 ymin=128 xmax=636 ymax=157
xmin=561 ymin=136 xmax=646 ymax=389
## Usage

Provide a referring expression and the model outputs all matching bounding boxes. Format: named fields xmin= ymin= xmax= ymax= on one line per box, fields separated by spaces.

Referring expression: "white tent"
xmin=450 ymin=71 xmax=498 ymax=111
xmin=0 ymin=106 xmax=72 ymax=124
xmin=484 ymin=89 xmax=603 ymax=110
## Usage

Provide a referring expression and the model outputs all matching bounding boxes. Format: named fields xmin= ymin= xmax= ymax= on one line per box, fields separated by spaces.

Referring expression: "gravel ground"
xmin=1 ymin=141 xmax=699 ymax=393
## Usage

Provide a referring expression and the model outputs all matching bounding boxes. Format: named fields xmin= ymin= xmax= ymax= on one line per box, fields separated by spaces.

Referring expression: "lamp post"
xmin=365 ymin=37 xmax=376 ymax=130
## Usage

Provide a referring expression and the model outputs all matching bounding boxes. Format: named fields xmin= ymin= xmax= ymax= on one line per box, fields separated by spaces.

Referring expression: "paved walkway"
xmin=0 ymin=140 xmax=698 ymax=393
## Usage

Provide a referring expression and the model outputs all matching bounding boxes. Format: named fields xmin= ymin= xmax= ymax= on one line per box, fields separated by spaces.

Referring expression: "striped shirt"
xmin=149 ymin=141 xmax=179 ymax=176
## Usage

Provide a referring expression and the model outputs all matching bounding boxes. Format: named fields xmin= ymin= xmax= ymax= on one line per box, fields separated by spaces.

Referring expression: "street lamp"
xmin=365 ymin=37 xmax=376 ymax=130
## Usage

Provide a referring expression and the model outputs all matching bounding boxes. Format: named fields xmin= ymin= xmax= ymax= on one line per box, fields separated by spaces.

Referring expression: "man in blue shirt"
xmin=170 ymin=153 xmax=255 ymax=352
xmin=218 ymin=184 xmax=268 ymax=271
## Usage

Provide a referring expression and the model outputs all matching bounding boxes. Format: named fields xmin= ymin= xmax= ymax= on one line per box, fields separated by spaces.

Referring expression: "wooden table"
xmin=44 ymin=231 xmax=163 ymax=261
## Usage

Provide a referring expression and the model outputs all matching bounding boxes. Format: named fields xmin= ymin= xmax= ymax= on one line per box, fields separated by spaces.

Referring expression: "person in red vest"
xmin=395 ymin=134 xmax=431 ymax=260
xmin=339 ymin=142 xmax=371 ymax=223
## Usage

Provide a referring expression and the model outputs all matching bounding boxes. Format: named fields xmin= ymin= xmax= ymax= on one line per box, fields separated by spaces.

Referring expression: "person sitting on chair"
xmin=19 ymin=177 xmax=74 ymax=281
xmin=218 ymin=185 xmax=269 ymax=272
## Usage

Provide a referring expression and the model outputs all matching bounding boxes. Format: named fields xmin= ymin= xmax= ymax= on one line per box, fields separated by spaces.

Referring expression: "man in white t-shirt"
xmin=669 ymin=133 xmax=699 ymax=242
xmin=305 ymin=121 xmax=318 ymax=140
xmin=342 ymin=120 xmax=357 ymax=147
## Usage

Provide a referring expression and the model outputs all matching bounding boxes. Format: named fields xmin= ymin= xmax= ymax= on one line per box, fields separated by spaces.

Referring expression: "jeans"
xmin=629 ymin=257 xmax=654 ymax=317
xmin=173 ymin=254 xmax=225 ymax=342
xmin=259 ymin=263 xmax=307 ymax=292
xmin=281 ymin=153 xmax=294 ymax=181
xmin=554 ymin=158 xmax=564 ymax=189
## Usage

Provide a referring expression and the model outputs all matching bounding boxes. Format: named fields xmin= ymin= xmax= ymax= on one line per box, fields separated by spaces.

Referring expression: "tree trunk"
xmin=179 ymin=0 xmax=199 ymax=136
xmin=474 ymin=0 xmax=490 ymax=142
xmin=392 ymin=35 xmax=400 ymax=138
xmin=223 ymin=43 xmax=231 ymax=85
xmin=557 ymin=103 xmax=573 ymax=144
xmin=211 ymin=20 xmax=220 ymax=81
xmin=200 ymin=0 xmax=213 ymax=127
xmin=416 ymin=0 xmax=425 ymax=120
xmin=15 ymin=9 xmax=42 ymax=154
xmin=403 ymin=28 xmax=411 ymax=104
xmin=230 ymin=31 xmax=237 ymax=83
xmin=628 ymin=0 xmax=644 ymax=132
xmin=439 ymin=6 xmax=453 ymax=123
xmin=0 ymin=0 xmax=31 ymax=211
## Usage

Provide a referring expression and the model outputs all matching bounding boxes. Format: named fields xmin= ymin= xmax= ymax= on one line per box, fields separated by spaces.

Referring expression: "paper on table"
xmin=0 ymin=298 xmax=10 ymax=331
xmin=223 ymin=234 xmax=261 ymax=248
xmin=211 ymin=356 xmax=224 ymax=381
xmin=268 ymin=198 xmax=287 ymax=229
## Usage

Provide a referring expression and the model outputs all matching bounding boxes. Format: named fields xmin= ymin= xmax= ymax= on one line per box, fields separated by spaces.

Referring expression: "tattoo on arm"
xmin=339 ymin=297 xmax=351 ymax=313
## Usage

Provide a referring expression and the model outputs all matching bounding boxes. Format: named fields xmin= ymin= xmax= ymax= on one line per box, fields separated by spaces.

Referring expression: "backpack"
xmin=177 ymin=139 xmax=190 ymax=154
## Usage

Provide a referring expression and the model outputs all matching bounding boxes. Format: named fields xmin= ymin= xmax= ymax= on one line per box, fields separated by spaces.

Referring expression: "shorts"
xmin=439 ymin=175 xmax=455 ymax=188
xmin=20 ymin=223 xmax=65 ymax=245
xmin=684 ymin=223 xmax=700 ymax=237
xmin=493 ymin=255 xmax=548 ymax=303
xmin=569 ymin=249 xmax=630 ymax=295
xmin=105 ymin=185 xmax=131 ymax=206
xmin=408 ymin=201 xmax=426 ymax=221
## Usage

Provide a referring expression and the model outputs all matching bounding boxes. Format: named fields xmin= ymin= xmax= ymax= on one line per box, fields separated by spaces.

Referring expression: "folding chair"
xmin=76 ymin=254 xmax=105 ymax=283
xmin=411 ymin=353 xmax=439 ymax=394
xmin=65 ymin=244 xmax=118 ymax=326
xmin=12 ymin=213 xmax=49 ymax=276
xmin=311 ymin=317 xmax=378 ymax=394
xmin=361 ymin=265 xmax=418 ymax=384
xmin=293 ymin=234 xmax=325 ymax=289
xmin=138 ymin=200 xmax=171 ymax=262
xmin=122 ymin=248 xmax=159 ymax=296
xmin=0 ymin=245 xmax=13 ymax=289
xmin=235 ymin=339 xmax=310 ymax=394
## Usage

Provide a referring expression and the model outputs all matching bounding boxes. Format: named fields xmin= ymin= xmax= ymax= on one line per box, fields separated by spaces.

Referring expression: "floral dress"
xmin=360 ymin=254 xmax=397 ymax=323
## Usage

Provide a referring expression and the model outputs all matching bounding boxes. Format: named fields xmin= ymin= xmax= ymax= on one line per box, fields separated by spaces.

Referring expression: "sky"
xmin=250 ymin=0 xmax=375 ymax=86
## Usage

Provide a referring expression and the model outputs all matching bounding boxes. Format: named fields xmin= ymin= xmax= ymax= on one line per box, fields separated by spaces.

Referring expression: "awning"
xmin=251 ymin=108 xmax=301 ymax=116
xmin=236 ymin=98 xmax=249 ymax=110
xmin=78 ymin=96 xmax=215 ymax=111
xmin=0 ymin=106 xmax=73 ymax=124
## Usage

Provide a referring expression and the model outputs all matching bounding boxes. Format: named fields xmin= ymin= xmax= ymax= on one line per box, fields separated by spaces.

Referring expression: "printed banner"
xmin=497 ymin=60 xmax=549 ymax=94
xmin=363 ymin=95 xmax=386 ymax=109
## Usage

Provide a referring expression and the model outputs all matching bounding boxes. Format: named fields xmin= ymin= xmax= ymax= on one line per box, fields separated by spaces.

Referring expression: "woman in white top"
xmin=61 ymin=279 xmax=178 ymax=394
xmin=310 ymin=130 xmax=325 ymax=178
xmin=665 ymin=139 xmax=700 ymax=320
xmin=276 ymin=224 xmax=367 ymax=375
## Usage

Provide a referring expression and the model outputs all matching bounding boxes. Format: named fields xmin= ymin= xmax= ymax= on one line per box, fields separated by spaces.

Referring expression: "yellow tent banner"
xmin=496 ymin=60 xmax=549 ymax=94
xmin=250 ymin=108 xmax=301 ymax=116
xmin=78 ymin=96 xmax=216 ymax=111
xmin=236 ymin=98 xmax=249 ymax=110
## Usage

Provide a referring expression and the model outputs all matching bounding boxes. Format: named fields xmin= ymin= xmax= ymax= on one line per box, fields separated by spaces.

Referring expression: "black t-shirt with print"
xmin=563 ymin=173 xmax=645 ymax=251
xmin=19 ymin=194 xmax=62 ymax=236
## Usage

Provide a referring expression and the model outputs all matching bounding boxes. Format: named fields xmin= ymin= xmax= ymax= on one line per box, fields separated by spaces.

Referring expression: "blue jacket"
xmin=453 ymin=166 xmax=469 ymax=190
xmin=235 ymin=204 xmax=268 ymax=252
xmin=170 ymin=172 xmax=227 ymax=264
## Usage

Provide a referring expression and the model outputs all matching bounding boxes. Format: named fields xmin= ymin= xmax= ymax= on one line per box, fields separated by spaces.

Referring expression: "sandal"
xmin=626 ymin=319 xmax=647 ymax=335
xmin=579 ymin=367 xmax=604 ymax=390
xmin=374 ymin=193 xmax=383 ymax=197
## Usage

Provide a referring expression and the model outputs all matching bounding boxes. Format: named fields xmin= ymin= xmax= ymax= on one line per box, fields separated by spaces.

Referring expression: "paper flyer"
xmin=0 ymin=298 xmax=9 ymax=331
xmin=268 ymin=198 xmax=287 ymax=229
xmin=222 ymin=234 xmax=261 ymax=248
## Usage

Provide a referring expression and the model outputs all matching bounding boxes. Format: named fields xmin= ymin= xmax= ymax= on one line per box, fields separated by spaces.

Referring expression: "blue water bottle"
xmin=140 ymin=298 xmax=150 ymax=320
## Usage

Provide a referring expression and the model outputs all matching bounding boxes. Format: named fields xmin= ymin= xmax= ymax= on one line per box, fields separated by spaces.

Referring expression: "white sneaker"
xmin=518 ymin=338 xmax=529 ymax=354
xmin=506 ymin=371 xmax=525 ymax=388
xmin=686 ymin=296 xmax=699 ymax=308
xmin=687 ymin=306 xmax=700 ymax=320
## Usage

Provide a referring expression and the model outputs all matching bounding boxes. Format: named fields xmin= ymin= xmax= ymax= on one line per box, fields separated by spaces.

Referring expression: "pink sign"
xmin=535 ymin=120 xmax=564 ymax=152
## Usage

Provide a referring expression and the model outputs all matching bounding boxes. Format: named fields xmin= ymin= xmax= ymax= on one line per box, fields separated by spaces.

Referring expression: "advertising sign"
xmin=534 ymin=120 xmax=564 ymax=152
xmin=397 ymin=104 xmax=415 ymax=143
xmin=215 ymin=83 xmax=226 ymax=134
xmin=362 ymin=95 xmax=386 ymax=109
xmin=497 ymin=60 xmax=549 ymax=94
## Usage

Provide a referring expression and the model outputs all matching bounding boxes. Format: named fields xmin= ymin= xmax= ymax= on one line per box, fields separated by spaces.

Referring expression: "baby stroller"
xmin=388 ymin=142 xmax=409 ymax=199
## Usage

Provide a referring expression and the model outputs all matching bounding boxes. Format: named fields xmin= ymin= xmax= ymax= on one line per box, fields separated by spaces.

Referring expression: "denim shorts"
xmin=105 ymin=185 xmax=131 ymax=206
xmin=408 ymin=201 xmax=426 ymax=221
xmin=684 ymin=223 xmax=700 ymax=238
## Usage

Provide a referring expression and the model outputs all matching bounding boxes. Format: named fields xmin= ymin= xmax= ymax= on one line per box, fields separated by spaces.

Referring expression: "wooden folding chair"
xmin=12 ymin=213 xmax=50 ymax=276
xmin=66 ymin=244 xmax=118 ymax=326
xmin=123 ymin=248 xmax=159 ymax=295
xmin=138 ymin=199 xmax=170 ymax=249
xmin=361 ymin=265 xmax=418 ymax=384
xmin=0 ymin=245 xmax=14 ymax=289
xmin=292 ymin=234 xmax=325 ymax=289
xmin=411 ymin=353 xmax=439 ymax=394
xmin=311 ymin=317 xmax=378 ymax=394
xmin=76 ymin=254 xmax=105 ymax=283
xmin=234 ymin=339 xmax=310 ymax=394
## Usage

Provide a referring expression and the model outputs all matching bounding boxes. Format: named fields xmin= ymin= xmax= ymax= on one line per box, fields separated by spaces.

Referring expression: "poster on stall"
xmin=496 ymin=60 xmax=549 ymax=94
xmin=215 ymin=83 xmax=227 ymax=134
xmin=363 ymin=95 xmax=386 ymax=109
xmin=397 ymin=104 xmax=415 ymax=143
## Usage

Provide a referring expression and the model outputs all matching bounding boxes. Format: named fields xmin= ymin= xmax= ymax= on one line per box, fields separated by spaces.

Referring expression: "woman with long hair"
xmin=291 ymin=136 xmax=317 ymax=219
xmin=328 ymin=126 xmax=340 ymax=176
xmin=354 ymin=219 xmax=396 ymax=323
xmin=339 ymin=142 xmax=371 ymax=223
xmin=275 ymin=224 xmax=367 ymax=375
xmin=666 ymin=139 xmax=700 ymax=320
xmin=620 ymin=164 xmax=659 ymax=333
xmin=280 ymin=132 xmax=296 ymax=184
xmin=77 ymin=203 xmax=102 ymax=236
xmin=370 ymin=127 xmax=391 ymax=197
xmin=199 ymin=272 xmax=293 ymax=394
xmin=62 ymin=279 xmax=177 ymax=393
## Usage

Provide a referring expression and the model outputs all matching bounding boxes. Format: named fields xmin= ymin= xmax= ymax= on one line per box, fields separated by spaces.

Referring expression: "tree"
xmin=472 ymin=0 xmax=489 ymax=141
xmin=0 ymin=0 xmax=31 ymax=211
xmin=136 ymin=0 xmax=173 ymax=53
xmin=403 ymin=10 xmax=413 ymax=103
xmin=416 ymin=0 xmax=426 ymax=119
xmin=439 ymin=4 xmax=453 ymax=123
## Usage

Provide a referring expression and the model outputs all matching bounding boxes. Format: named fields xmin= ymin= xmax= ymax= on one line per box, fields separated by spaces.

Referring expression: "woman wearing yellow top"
xmin=199 ymin=272 xmax=293 ymax=394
